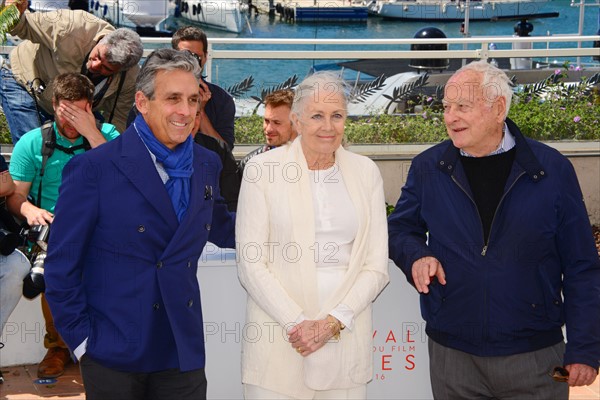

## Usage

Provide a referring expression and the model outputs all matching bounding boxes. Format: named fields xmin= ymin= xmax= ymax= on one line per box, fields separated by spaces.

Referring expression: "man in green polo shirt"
xmin=7 ymin=72 xmax=120 ymax=379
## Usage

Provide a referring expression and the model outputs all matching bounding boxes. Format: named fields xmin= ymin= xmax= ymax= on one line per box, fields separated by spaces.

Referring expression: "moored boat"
xmin=29 ymin=0 xmax=175 ymax=35
xmin=178 ymin=0 xmax=246 ymax=33
xmin=272 ymin=0 xmax=369 ymax=22
xmin=87 ymin=0 xmax=175 ymax=34
xmin=368 ymin=0 xmax=559 ymax=21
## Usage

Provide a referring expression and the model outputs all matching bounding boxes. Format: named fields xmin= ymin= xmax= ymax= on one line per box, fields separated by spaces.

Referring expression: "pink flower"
xmin=422 ymin=112 xmax=428 ymax=119
xmin=573 ymin=116 xmax=581 ymax=123
xmin=554 ymin=69 xmax=562 ymax=75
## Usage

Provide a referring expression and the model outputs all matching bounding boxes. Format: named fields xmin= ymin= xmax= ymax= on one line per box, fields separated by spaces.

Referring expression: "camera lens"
xmin=22 ymin=252 xmax=46 ymax=299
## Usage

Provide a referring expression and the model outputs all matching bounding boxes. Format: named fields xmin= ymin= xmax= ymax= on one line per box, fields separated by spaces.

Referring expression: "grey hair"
xmin=454 ymin=60 xmax=513 ymax=117
xmin=99 ymin=28 xmax=143 ymax=70
xmin=136 ymin=48 xmax=202 ymax=100
xmin=291 ymin=71 xmax=350 ymax=117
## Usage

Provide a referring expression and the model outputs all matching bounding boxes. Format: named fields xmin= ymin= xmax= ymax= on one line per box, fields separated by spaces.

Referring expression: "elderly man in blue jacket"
xmin=44 ymin=49 xmax=235 ymax=400
xmin=388 ymin=60 xmax=600 ymax=399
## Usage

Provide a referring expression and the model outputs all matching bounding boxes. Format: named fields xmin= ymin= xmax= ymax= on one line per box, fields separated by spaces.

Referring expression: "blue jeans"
xmin=0 ymin=62 xmax=52 ymax=144
xmin=0 ymin=250 xmax=30 ymax=335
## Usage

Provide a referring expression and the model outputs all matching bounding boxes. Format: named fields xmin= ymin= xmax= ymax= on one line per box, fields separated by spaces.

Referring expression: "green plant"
xmin=0 ymin=112 xmax=10 ymax=144
xmin=0 ymin=2 xmax=21 ymax=44
xmin=234 ymin=114 xmax=264 ymax=143
xmin=345 ymin=113 xmax=447 ymax=144
xmin=3 ymin=65 xmax=599 ymax=145
xmin=386 ymin=203 xmax=395 ymax=216
xmin=511 ymin=66 xmax=600 ymax=141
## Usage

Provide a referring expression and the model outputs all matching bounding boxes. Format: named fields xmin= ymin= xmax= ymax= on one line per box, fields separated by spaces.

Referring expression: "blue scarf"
xmin=134 ymin=114 xmax=193 ymax=222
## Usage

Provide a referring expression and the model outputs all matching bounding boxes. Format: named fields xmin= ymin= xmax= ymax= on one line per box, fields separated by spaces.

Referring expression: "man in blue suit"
xmin=44 ymin=49 xmax=236 ymax=400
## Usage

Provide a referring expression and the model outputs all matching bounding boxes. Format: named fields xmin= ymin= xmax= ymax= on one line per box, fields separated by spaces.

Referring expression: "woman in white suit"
xmin=236 ymin=72 xmax=389 ymax=399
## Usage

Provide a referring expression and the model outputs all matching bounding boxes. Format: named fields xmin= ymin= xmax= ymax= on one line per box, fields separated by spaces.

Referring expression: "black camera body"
xmin=0 ymin=227 xmax=20 ymax=256
xmin=22 ymin=224 xmax=51 ymax=299
xmin=24 ymin=224 xmax=51 ymax=247
xmin=0 ymin=206 xmax=23 ymax=256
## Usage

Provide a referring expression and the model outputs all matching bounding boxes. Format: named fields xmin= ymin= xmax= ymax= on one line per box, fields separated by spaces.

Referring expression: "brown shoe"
xmin=37 ymin=347 xmax=72 ymax=378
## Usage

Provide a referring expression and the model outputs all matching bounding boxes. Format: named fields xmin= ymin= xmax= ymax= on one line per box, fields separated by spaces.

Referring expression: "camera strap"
xmin=82 ymin=52 xmax=127 ymax=125
xmin=35 ymin=122 xmax=98 ymax=208
xmin=108 ymin=71 xmax=126 ymax=124
xmin=25 ymin=78 xmax=47 ymax=127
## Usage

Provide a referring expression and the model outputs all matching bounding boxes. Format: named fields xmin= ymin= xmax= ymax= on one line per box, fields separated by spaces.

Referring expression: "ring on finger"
xmin=296 ymin=347 xmax=302 ymax=354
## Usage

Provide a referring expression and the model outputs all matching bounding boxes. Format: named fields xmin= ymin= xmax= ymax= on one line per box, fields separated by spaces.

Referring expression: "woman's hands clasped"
xmin=288 ymin=316 xmax=342 ymax=357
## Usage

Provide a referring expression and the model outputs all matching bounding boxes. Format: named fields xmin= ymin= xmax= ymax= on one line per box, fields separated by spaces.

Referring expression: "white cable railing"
xmin=134 ymin=35 xmax=600 ymax=81
xmin=1 ymin=35 xmax=599 ymax=82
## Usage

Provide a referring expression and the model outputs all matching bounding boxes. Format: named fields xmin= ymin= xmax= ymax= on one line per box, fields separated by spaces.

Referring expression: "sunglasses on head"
xmin=183 ymin=50 xmax=202 ymax=66
xmin=549 ymin=366 xmax=569 ymax=383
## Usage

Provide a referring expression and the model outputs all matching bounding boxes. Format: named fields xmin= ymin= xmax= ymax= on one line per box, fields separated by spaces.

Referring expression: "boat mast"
xmin=462 ymin=0 xmax=471 ymax=66
xmin=571 ymin=0 xmax=600 ymax=66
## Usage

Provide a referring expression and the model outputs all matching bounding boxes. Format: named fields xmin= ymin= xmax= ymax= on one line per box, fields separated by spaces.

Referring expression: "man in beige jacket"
xmin=1 ymin=0 xmax=142 ymax=143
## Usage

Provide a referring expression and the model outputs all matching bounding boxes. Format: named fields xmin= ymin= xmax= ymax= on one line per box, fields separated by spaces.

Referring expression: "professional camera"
xmin=22 ymin=224 xmax=50 ymax=299
xmin=0 ymin=206 xmax=22 ymax=256
xmin=0 ymin=227 xmax=19 ymax=256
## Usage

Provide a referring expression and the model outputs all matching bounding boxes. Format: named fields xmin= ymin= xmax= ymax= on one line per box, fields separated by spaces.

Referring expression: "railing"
xmin=2 ymin=35 xmax=599 ymax=83
xmin=146 ymin=35 xmax=600 ymax=82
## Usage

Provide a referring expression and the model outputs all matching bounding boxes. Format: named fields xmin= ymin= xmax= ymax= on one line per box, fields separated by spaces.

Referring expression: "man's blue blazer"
xmin=44 ymin=126 xmax=236 ymax=373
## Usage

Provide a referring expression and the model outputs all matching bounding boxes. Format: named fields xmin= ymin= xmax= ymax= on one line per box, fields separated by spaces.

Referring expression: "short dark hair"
xmin=171 ymin=26 xmax=208 ymax=54
xmin=52 ymin=73 xmax=94 ymax=104
xmin=264 ymin=89 xmax=294 ymax=109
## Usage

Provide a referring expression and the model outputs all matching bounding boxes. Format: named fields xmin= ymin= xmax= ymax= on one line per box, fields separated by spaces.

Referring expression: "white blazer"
xmin=236 ymin=137 xmax=390 ymax=398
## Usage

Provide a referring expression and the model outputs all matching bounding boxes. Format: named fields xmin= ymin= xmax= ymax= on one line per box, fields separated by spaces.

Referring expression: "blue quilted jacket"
xmin=388 ymin=119 xmax=600 ymax=369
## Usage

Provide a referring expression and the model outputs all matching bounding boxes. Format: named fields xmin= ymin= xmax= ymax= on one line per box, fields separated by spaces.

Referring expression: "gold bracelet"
xmin=327 ymin=315 xmax=343 ymax=340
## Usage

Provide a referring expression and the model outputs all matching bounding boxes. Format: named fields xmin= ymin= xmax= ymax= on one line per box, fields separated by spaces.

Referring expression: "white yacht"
xmin=87 ymin=0 xmax=175 ymax=33
xmin=28 ymin=0 xmax=175 ymax=34
xmin=178 ymin=0 xmax=246 ymax=33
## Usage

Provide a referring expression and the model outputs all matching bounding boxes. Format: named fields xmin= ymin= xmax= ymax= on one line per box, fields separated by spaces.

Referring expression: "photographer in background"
xmin=172 ymin=26 xmax=236 ymax=150
xmin=0 ymin=154 xmax=30 ymax=384
xmin=6 ymin=73 xmax=120 ymax=379
xmin=173 ymin=26 xmax=240 ymax=212
xmin=1 ymin=0 xmax=142 ymax=143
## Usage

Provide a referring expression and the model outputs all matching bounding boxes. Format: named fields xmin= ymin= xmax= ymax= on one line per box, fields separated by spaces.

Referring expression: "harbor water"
xmin=165 ymin=0 xmax=600 ymax=91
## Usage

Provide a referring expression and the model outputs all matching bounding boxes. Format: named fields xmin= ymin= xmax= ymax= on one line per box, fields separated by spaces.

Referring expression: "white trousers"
xmin=244 ymin=383 xmax=367 ymax=400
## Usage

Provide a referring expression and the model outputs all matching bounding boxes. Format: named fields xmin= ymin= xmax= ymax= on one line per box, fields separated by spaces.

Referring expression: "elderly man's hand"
xmin=565 ymin=363 xmax=599 ymax=387
xmin=5 ymin=0 xmax=28 ymax=15
xmin=412 ymin=256 xmax=446 ymax=294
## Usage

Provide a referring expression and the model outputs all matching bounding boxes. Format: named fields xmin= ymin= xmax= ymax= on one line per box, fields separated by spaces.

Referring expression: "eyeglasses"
xmin=183 ymin=50 xmax=203 ymax=67
xmin=549 ymin=366 xmax=569 ymax=383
